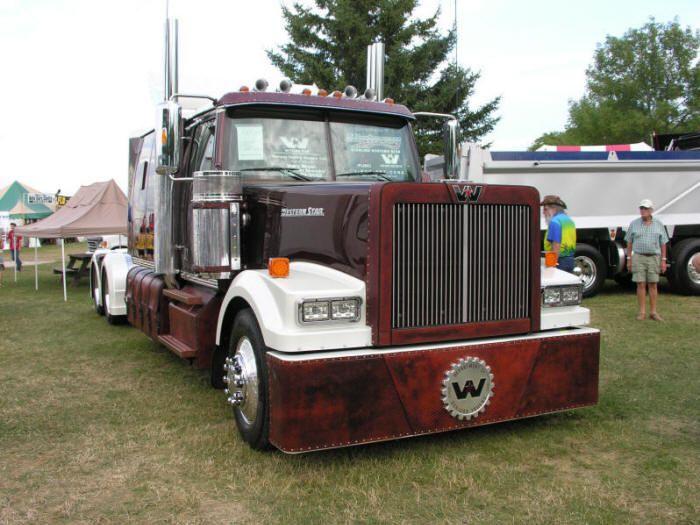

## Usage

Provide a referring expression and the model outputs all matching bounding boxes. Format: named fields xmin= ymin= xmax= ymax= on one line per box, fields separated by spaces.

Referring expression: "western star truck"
xmin=91 ymin=19 xmax=600 ymax=453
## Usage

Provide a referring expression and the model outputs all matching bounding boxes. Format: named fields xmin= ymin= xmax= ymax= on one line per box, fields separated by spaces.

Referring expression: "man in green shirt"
xmin=625 ymin=199 xmax=669 ymax=321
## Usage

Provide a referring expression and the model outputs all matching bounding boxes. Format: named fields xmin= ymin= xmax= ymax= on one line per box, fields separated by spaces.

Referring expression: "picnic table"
xmin=54 ymin=252 xmax=93 ymax=286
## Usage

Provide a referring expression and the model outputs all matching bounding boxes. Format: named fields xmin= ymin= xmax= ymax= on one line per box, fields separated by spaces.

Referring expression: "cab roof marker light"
xmin=254 ymin=78 xmax=269 ymax=92
xmin=317 ymin=89 xmax=328 ymax=97
xmin=279 ymin=79 xmax=293 ymax=93
xmin=239 ymin=85 xmax=250 ymax=92
xmin=382 ymin=97 xmax=395 ymax=105
xmin=301 ymin=88 xmax=313 ymax=96
xmin=331 ymin=90 xmax=343 ymax=99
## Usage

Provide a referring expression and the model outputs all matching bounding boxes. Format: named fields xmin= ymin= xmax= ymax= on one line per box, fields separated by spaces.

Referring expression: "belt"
xmin=637 ymin=253 xmax=658 ymax=256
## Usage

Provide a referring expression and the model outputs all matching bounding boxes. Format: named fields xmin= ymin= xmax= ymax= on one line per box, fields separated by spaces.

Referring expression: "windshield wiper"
xmin=237 ymin=166 xmax=312 ymax=181
xmin=335 ymin=170 xmax=391 ymax=181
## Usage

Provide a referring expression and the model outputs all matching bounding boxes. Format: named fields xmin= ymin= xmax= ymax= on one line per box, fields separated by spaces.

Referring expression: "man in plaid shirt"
xmin=625 ymin=199 xmax=669 ymax=321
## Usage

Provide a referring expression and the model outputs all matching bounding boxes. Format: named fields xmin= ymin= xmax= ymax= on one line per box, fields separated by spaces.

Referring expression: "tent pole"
xmin=61 ymin=238 xmax=67 ymax=302
xmin=13 ymin=246 xmax=17 ymax=282
xmin=34 ymin=238 xmax=38 ymax=291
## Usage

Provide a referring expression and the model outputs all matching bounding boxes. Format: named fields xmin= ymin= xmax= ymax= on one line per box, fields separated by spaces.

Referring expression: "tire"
xmin=575 ymin=244 xmax=607 ymax=298
xmin=224 ymin=309 xmax=270 ymax=450
xmin=91 ymin=265 xmax=104 ymax=315
xmin=668 ymin=238 xmax=700 ymax=295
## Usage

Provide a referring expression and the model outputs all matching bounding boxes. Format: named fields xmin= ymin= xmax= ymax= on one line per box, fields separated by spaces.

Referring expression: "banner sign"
xmin=26 ymin=193 xmax=56 ymax=205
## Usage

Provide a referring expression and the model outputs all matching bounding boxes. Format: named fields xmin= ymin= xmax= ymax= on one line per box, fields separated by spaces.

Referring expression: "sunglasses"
xmin=639 ymin=206 xmax=650 ymax=210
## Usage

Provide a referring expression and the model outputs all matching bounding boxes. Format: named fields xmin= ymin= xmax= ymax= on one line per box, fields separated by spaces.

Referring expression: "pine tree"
xmin=267 ymin=0 xmax=500 ymax=156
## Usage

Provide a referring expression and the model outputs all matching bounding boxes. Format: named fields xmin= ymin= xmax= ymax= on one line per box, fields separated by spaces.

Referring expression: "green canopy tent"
xmin=0 ymin=181 xmax=54 ymax=283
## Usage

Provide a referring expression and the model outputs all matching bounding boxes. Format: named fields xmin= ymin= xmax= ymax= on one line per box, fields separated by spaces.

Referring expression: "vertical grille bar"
xmin=392 ymin=202 xmax=531 ymax=329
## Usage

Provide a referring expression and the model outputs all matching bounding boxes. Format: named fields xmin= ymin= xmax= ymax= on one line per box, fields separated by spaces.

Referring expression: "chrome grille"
xmin=87 ymin=238 xmax=101 ymax=253
xmin=392 ymin=203 xmax=531 ymax=329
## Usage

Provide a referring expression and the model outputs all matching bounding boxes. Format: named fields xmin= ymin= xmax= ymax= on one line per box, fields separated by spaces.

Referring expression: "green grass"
xmin=0 ymin=254 xmax=698 ymax=524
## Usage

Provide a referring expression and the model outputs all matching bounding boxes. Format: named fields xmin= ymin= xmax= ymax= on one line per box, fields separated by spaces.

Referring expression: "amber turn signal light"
xmin=544 ymin=251 xmax=558 ymax=267
xmin=269 ymin=257 xmax=290 ymax=278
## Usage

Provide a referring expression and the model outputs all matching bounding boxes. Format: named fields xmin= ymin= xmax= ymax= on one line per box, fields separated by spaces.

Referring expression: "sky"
xmin=0 ymin=0 xmax=698 ymax=195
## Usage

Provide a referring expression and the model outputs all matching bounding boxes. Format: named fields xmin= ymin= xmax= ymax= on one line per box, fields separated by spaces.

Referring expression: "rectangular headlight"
xmin=302 ymin=301 xmax=330 ymax=322
xmin=300 ymin=297 xmax=362 ymax=323
xmin=561 ymin=285 xmax=582 ymax=305
xmin=543 ymin=287 xmax=562 ymax=306
xmin=331 ymin=299 xmax=360 ymax=321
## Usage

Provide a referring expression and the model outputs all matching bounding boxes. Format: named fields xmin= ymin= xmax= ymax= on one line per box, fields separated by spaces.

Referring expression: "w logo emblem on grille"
xmin=452 ymin=184 xmax=482 ymax=203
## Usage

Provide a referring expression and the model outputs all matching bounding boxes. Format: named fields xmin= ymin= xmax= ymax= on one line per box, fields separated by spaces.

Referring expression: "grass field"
xmin=1 ymin=244 xmax=698 ymax=524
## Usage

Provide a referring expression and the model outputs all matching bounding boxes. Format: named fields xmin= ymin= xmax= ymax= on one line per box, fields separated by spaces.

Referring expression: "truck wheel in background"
xmin=613 ymin=272 xmax=635 ymax=291
xmin=575 ymin=244 xmax=607 ymax=298
xmin=225 ymin=309 xmax=271 ymax=450
xmin=668 ymin=238 xmax=700 ymax=295
xmin=91 ymin=265 xmax=104 ymax=315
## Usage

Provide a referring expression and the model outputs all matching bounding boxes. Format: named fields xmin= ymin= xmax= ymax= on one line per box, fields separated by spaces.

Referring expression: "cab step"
xmin=158 ymin=334 xmax=197 ymax=359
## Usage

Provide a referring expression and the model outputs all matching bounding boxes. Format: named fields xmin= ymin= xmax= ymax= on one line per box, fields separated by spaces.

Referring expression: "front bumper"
xmin=266 ymin=327 xmax=600 ymax=453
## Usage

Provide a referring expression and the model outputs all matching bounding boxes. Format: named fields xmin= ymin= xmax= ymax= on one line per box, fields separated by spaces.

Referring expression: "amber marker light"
xmin=269 ymin=257 xmax=290 ymax=278
xmin=544 ymin=252 xmax=558 ymax=267
xmin=301 ymin=88 xmax=312 ymax=96
xmin=383 ymin=98 xmax=395 ymax=105
xmin=161 ymin=128 xmax=168 ymax=143
xmin=317 ymin=89 xmax=328 ymax=97
xmin=331 ymin=90 xmax=343 ymax=98
xmin=239 ymin=85 xmax=250 ymax=92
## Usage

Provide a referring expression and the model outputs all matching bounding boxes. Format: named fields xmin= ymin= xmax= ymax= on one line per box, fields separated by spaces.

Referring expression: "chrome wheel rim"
xmin=687 ymin=255 xmax=700 ymax=285
xmin=575 ymin=255 xmax=597 ymax=291
xmin=224 ymin=337 xmax=259 ymax=425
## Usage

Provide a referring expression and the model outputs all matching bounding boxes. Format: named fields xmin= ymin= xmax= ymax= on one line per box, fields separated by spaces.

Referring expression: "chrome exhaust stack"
xmin=154 ymin=17 xmax=180 ymax=279
xmin=366 ymin=42 xmax=385 ymax=101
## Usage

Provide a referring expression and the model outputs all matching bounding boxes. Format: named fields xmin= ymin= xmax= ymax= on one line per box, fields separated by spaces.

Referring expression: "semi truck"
xmin=427 ymin=144 xmax=700 ymax=297
xmin=90 ymin=19 xmax=600 ymax=453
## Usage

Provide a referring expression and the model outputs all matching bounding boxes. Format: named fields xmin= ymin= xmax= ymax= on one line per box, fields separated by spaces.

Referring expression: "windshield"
xmin=223 ymin=110 xmax=418 ymax=182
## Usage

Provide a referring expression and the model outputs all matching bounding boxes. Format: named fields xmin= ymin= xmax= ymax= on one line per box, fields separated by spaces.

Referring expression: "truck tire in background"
xmin=575 ymin=244 xmax=607 ymax=298
xmin=91 ymin=265 xmax=104 ymax=315
xmin=225 ymin=309 xmax=271 ymax=450
xmin=668 ymin=238 xmax=700 ymax=295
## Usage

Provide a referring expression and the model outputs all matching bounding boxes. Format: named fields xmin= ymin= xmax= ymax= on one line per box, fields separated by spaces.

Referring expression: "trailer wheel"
xmin=91 ymin=265 xmax=104 ymax=315
xmin=668 ymin=238 xmax=700 ymax=295
xmin=575 ymin=244 xmax=607 ymax=298
xmin=224 ymin=309 xmax=270 ymax=450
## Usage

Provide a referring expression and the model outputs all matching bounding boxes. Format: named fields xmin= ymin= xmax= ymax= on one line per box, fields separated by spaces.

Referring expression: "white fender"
xmin=216 ymin=262 xmax=372 ymax=353
xmin=99 ymin=249 xmax=132 ymax=317
xmin=540 ymin=264 xmax=590 ymax=330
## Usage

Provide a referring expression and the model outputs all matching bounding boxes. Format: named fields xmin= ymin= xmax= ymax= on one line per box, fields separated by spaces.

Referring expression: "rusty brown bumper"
xmin=266 ymin=328 xmax=600 ymax=453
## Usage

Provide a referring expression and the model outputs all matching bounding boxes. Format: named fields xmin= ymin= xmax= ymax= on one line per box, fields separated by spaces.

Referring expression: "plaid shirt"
xmin=625 ymin=217 xmax=669 ymax=255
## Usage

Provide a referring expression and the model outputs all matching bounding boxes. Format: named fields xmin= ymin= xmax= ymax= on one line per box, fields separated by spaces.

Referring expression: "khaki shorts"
xmin=632 ymin=254 xmax=661 ymax=283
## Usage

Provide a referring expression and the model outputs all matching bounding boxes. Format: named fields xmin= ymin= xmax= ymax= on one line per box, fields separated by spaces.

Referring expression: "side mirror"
xmin=155 ymin=100 xmax=182 ymax=175
xmin=442 ymin=119 xmax=461 ymax=180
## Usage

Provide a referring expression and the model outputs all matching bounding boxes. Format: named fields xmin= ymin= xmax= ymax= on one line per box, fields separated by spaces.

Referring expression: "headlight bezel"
xmin=541 ymin=284 xmax=582 ymax=308
xmin=298 ymin=297 xmax=362 ymax=324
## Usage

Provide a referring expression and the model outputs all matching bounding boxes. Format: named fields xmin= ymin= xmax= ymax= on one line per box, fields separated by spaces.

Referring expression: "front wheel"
xmin=575 ymin=244 xmax=607 ymax=298
xmin=224 ymin=309 xmax=270 ymax=450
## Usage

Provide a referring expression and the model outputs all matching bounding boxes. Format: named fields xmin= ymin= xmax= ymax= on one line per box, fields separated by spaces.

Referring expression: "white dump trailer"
xmin=427 ymin=144 xmax=700 ymax=296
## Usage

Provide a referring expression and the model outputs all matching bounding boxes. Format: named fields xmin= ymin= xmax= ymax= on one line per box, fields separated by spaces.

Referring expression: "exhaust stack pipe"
xmin=155 ymin=17 xmax=179 ymax=279
xmin=366 ymin=42 xmax=385 ymax=101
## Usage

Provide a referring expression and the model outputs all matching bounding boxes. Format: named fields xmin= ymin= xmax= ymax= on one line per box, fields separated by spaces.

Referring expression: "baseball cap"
xmin=639 ymin=199 xmax=654 ymax=209
xmin=540 ymin=195 xmax=567 ymax=209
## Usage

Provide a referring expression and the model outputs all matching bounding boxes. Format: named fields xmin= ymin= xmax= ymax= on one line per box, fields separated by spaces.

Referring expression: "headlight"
xmin=300 ymin=297 xmax=361 ymax=323
xmin=542 ymin=285 xmax=582 ymax=307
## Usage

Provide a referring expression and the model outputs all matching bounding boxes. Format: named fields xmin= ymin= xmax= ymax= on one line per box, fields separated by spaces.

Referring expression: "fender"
xmin=99 ymin=249 xmax=133 ymax=317
xmin=216 ymin=262 xmax=372 ymax=353
xmin=540 ymin=265 xmax=590 ymax=330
